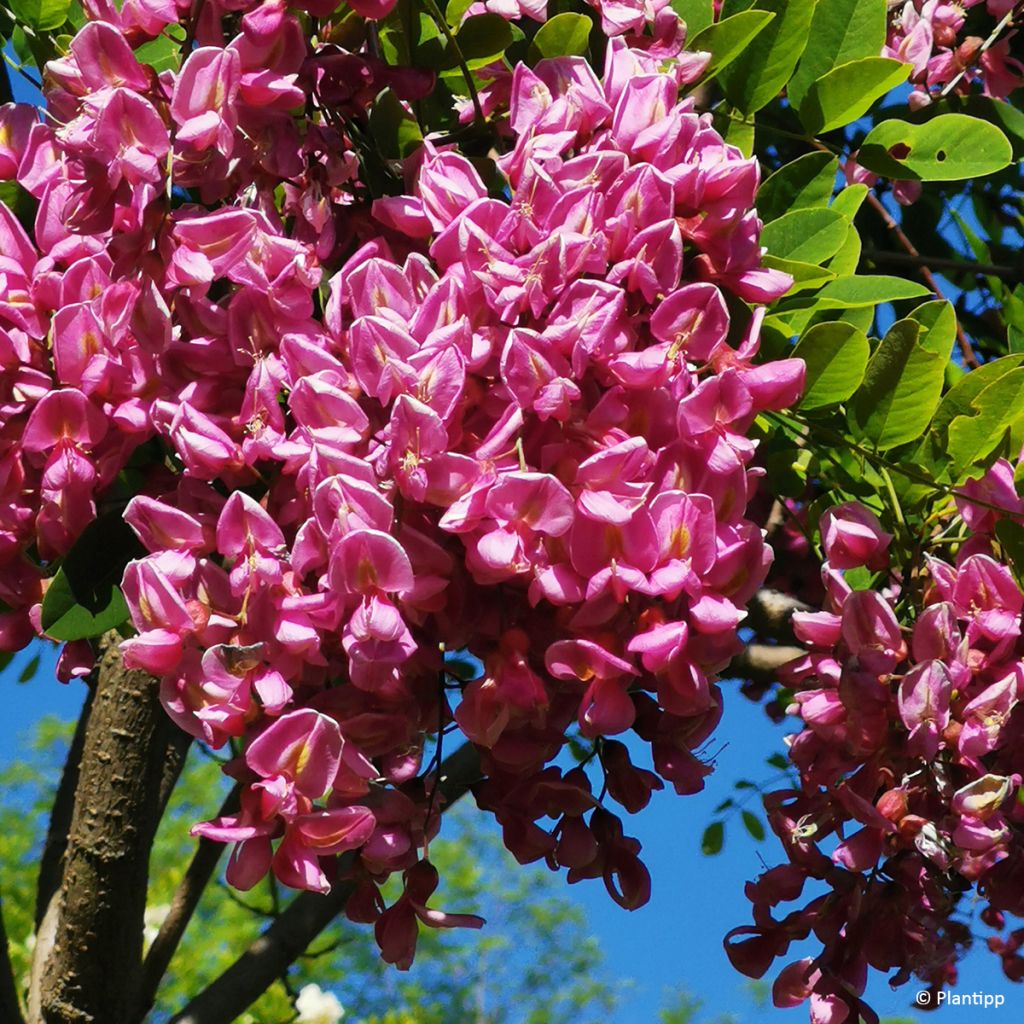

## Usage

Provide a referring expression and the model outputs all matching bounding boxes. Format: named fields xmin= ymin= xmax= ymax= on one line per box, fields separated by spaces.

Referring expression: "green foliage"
xmin=0 ymin=720 xmax=619 ymax=1024
xmin=797 ymin=57 xmax=909 ymax=135
xmin=689 ymin=10 xmax=775 ymax=82
xmin=756 ymin=152 xmax=838 ymax=223
xmin=785 ymin=0 xmax=887 ymax=109
xmin=9 ymin=0 xmax=69 ymax=31
xmin=793 ymin=321 xmax=870 ymax=410
xmin=700 ymin=821 xmax=724 ymax=855
xmin=717 ymin=0 xmax=815 ymax=114
xmin=848 ymin=319 xmax=948 ymax=451
xmin=670 ymin=0 xmax=713 ymax=35
xmin=761 ymin=208 xmax=848 ymax=265
xmin=528 ymin=12 xmax=592 ymax=62
xmin=39 ymin=512 xmax=142 ymax=642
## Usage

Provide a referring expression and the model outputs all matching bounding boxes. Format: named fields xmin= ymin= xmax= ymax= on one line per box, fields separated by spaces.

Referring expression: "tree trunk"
xmin=35 ymin=638 xmax=189 ymax=1024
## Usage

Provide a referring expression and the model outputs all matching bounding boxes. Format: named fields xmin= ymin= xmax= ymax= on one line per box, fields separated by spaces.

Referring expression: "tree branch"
xmin=134 ymin=784 xmax=242 ymax=1022
xmin=862 ymin=247 xmax=1022 ymax=282
xmin=35 ymin=687 xmax=95 ymax=931
xmin=169 ymin=741 xmax=483 ymax=1024
xmin=37 ymin=637 xmax=190 ymax=1024
xmin=864 ymin=191 xmax=979 ymax=369
xmin=0 ymin=887 xmax=26 ymax=1024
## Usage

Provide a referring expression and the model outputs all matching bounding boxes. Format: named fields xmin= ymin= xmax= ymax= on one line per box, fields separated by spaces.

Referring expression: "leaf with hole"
xmin=858 ymin=115 xmax=1013 ymax=182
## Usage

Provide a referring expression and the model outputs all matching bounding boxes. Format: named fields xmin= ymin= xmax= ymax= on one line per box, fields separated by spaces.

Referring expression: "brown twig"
xmin=865 ymin=191 xmax=979 ymax=368
xmin=862 ymin=248 xmax=1022 ymax=281
xmin=168 ymin=741 xmax=483 ymax=1024
xmin=134 ymin=784 xmax=242 ymax=1022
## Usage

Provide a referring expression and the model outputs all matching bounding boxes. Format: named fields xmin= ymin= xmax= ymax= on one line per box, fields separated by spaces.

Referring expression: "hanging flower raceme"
xmin=731 ymin=493 xmax=1024 ymax=1021
xmin=0 ymin=0 xmax=802 ymax=972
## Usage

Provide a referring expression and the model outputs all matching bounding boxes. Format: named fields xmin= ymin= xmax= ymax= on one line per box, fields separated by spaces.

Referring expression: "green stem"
xmin=418 ymin=0 xmax=484 ymax=125
xmin=765 ymin=410 xmax=1021 ymax=518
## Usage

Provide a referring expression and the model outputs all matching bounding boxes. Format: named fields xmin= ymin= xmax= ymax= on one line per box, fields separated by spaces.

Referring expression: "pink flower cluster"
xmin=729 ymin=490 xmax=1024 ymax=1021
xmin=886 ymin=0 xmax=1024 ymax=105
xmin=0 ymin=0 xmax=803 ymax=969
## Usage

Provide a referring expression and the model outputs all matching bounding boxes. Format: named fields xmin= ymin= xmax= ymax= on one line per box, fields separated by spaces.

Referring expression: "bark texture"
xmin=37 ymin=638 xmax=190 ymax=1024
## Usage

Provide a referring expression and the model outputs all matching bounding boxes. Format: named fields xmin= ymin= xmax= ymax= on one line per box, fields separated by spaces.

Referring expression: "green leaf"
xmin=996 ymin=520 xmax=1024 ymax=587
xmin=762 ymin=256 xmax=836 ymax=293
xmin=761 ymin=208 xmax=848 ymax=265
xmin=766 ymin=752 xmax=790 ymax=770
xmin=134 ymin=28 xmax=185 ymax=73
xmin=829 ymin=183 xmax=868 ymax=219
xmin=451 ymin=13 xmax=512 ymax=68
xmin=690 ymin=10 xmax=776 ymax=82
xmin=17 ymin=654 xmax=40 ymax=684
xmin=926 ymin=354 xmax=1024 ymax=445
xmin=793 ymin=321 xmax=870 ymax=409
xmin=813 ymin=275 xmax=931 ymax=308
xmin=757 ymin=151 xmax=837 ymax=223
xmin=825 ymin=223 xmax=862 ymax=277
xmin=712 ymin=104 xmax=756 ymax=157
xmin=953 ymin=95 xmax=1024 ymax=162
xmin=446 ymin=0 xmax=474 ymax=25
xmin=528 ymin=12 xmax=591 ymax=63
xmin=787 ymin=0 xmax=888 ymax=109
xmin=40 ymin=512 xmax=144 ymax=642
xmin=741 ymin=810 xmax=766 ymax=842
xmin=701 ymin=821 xmax=725 ymax=855
xmin=670 ymin=0 xmax=713 ymax=34
xmin=946 ymin=368 xmax=1024 ymax=479
xmin=907 ymin=299 xmax=956 ymax=359
xmin=798 ymin=57 xmax=910 ymax=135
xmin=10 ymin=0 xmax=70 ymax=31
xmin=368 ymin=88 xmax=423 ymax=160
xmin=848 ymin=320 xmax=945 ymax=451
xmin=718 ymin=0 xmax=816 ymax=114
xmin=858 ymin=115 xmax=1014 ymax=182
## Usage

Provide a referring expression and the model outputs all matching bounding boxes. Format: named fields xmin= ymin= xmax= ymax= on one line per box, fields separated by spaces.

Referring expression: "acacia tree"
xmin=0 ymin=0 xmax=1023 ymax=1022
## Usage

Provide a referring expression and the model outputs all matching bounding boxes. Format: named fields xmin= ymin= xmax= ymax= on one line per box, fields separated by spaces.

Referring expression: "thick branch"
xmin=0 ymin=888 xmax=26 ymax=1024
xmin=169 ymin=741 xmax=483 ymax=1024
xmin=134 ymin=784 xmax=241 ymax=1022
xmin=863 ymin=247 xmax=1022 ymax=282
xmin=37 ymin=638 xmax=190 ymax=1024
xmin=35 ymin=688 xmax=95 ymax=930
